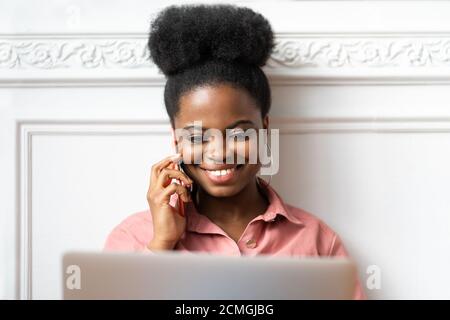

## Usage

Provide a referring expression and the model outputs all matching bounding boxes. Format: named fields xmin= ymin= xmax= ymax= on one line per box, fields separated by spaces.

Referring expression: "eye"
xmin=188 ymin=134 xmax=203 ymax=144
xmin=228 ymin=129 xmax=249 ymax=141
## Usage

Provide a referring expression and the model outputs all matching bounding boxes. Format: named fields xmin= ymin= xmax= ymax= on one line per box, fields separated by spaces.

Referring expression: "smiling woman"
xmin=103 ymin=3 xmax=366 ymax=299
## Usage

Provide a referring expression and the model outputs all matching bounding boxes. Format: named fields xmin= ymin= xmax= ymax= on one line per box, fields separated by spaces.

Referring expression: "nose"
xmin=204 ymin=135 xmax=234 ymax=164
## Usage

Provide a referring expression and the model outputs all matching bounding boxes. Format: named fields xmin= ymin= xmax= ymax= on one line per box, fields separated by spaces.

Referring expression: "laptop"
xmin=62 ymin=251 xmax=356 ymax=299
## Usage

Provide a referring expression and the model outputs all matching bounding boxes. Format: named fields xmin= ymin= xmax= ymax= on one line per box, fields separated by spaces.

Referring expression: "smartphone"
xmin=173 ymin=160 xmax=186 ymax=217
xmin=173 ymin=159 xmax=194 ymax=218
xmin=171 ymin=129 xmax=194 ymax=217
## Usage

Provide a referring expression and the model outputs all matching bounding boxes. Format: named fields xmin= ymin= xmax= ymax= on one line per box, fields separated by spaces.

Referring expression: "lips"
xmin=199 ymin=164 xmax=243 ymax=184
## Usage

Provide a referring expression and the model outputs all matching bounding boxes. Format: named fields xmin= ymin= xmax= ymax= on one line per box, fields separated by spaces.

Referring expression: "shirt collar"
xmin=185 ymin=177 xmax=304 ymax=234
xmin=255 ymin=177 xmax=304 ymax=225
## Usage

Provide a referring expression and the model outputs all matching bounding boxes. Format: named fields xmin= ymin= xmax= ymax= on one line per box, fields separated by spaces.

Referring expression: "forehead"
xmin=174 ymin=84 xmax=261 ymax=129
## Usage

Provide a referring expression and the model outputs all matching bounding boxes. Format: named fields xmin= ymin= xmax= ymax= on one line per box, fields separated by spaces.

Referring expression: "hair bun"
xmin=148 ymin=4 xmax=275 ymax=76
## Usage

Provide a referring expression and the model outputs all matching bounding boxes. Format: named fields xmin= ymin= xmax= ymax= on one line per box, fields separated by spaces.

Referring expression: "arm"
xmin=103 ymin=223 xmax=155 ymax=254
xmin=103 ymin=212 xmax=178 ymax=253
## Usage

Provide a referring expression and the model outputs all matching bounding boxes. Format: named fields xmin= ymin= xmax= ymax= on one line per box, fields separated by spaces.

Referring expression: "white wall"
xmin=1 ymin=0 xmax=450 ymax=299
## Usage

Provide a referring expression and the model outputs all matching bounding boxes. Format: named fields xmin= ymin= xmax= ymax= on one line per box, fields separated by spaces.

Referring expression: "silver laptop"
xmin=63 ymin=251 xmax=356 ymax=300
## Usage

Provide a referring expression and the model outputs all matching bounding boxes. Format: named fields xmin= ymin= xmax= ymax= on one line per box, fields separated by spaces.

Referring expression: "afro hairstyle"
xmin=147 ymin=4 xmax=275 ymax=125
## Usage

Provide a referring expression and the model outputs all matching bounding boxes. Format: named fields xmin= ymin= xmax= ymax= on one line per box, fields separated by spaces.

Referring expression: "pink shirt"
xmin=104 ymin=178 xmax=366 ymax=300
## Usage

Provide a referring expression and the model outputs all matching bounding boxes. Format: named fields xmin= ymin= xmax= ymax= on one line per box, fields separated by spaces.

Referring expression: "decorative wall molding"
xmin=2 ymin=33 xmax=450 ymax=86
xmin=0 ymin=39 xmax=153 ymax=69
xmin=269 ymin=36 xmax=450 ymax=69
xmin=273 ymin=117 xmax=450 ymax=133
xmin=2 ymin=35 xmax=450 ymax=70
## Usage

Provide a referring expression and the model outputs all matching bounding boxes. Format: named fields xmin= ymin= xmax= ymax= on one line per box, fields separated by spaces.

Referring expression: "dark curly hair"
xmin=147 ymin=4 xmax=275 ymax=126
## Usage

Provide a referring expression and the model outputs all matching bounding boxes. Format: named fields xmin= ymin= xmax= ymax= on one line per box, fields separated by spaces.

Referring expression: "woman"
xmin=104 ymin=4 xmax=366 ymax=300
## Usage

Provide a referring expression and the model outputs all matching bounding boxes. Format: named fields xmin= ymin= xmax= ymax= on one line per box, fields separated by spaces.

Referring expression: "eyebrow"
xmin=183 ymin=120 xmax=256 ymax=131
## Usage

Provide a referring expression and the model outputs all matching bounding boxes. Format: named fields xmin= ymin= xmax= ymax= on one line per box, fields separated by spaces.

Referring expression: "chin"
xmin=201 ymin=183 xmax=244 ymax=198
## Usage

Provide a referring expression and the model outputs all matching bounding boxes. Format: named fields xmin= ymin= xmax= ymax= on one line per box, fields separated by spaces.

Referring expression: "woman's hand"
xmin=146 ymin=154 xmax=193 ymax=251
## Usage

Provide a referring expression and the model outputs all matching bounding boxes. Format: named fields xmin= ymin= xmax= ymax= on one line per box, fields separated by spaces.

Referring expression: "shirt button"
xmin=245 ymin=239 xmax=257 ymax=249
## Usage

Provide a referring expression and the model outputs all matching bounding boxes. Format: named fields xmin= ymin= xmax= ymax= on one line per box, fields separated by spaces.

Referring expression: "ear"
xmin=262 ymin=115 xmax=269 ymax=131
xmin=170 ymin=128 xmax=178 ymax=152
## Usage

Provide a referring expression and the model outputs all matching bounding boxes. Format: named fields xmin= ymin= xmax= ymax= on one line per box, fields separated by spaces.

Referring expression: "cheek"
xmin=227 ymin=138 xmax=260 ymax=164
xmin=243 ymin=163 xmax=261 ymax=178
xmin=179 ymin=142 xmax=203 ymax=164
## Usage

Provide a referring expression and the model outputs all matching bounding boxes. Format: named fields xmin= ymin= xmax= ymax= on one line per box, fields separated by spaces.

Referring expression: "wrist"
xmin=147 ymin=238 xmax=177 ymax=251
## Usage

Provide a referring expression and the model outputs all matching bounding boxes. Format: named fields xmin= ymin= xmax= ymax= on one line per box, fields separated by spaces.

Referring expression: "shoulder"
xmin=285 ymin=204 xmax=367 ymax=299
xmin=103 ymin=209 xmax=153 ymax=251
xmin=285 ymin=204 xmax=336 ymax=237
xmin=283 ymin=203 xmax=347 ymax=256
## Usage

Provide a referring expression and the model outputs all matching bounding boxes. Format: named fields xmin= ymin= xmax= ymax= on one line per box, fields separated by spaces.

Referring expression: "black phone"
xmin=178 ymin=160 xmax=194 ymax=194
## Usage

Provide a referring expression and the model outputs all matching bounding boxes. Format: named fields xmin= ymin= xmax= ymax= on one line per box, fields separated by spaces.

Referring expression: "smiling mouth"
xmin=198 ymin=164 xmax=244 ymax=184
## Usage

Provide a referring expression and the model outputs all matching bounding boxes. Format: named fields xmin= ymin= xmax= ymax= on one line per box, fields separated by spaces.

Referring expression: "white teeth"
xmin=208 ymin=168 xmax=235 ymax=176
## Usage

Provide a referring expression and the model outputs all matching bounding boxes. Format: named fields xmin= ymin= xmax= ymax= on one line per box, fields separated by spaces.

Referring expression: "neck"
xmin=195 ymin=178 xmax=269 ymax=224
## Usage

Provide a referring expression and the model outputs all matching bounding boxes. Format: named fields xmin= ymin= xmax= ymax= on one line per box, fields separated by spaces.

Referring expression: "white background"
xmin=1 ymin=0 xmax=450 ymax=299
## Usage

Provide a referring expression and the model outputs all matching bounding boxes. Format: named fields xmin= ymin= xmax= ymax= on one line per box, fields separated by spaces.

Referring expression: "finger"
xmin=150 ymin=153 xmax=182 ymax=186
xmin=157 ymin=168 xmax=193 ymax=188
xmin=160 ymin=183 xmax=191 ymax=204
